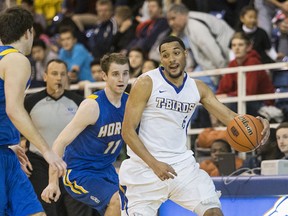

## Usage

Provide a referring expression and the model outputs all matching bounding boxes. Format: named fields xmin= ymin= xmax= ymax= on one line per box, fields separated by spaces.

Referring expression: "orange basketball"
xmin=226 ymin=114 xmax=264 ymax=152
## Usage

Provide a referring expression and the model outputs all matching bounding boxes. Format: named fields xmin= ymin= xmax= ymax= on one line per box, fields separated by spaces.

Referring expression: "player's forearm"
xmin=122 ymin=129 xmax=158 ymax=167
xmin=48 ymin=165 xmax=60 ymax=185
xmin=7 ymin=106 xmax=50 ymax=154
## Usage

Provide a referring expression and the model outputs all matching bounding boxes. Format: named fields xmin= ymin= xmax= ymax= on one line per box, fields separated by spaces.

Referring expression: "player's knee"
xmin=203 ymin=208 xmax=223 ymax=216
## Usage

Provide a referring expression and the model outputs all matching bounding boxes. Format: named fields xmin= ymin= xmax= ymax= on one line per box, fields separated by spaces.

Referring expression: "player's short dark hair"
xmin=100 ymin=53 xmax=129 ymax=74
xmin=159 ymin=36 xmax=186 ymax=52
xmin=0 ymin=6 xmax=33 ymax=44
xmin=45 ymin=59 xmax=68 ymax=73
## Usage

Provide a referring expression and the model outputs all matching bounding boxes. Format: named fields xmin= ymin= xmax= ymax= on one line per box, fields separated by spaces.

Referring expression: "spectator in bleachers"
xmin=58 ymin=26 xmax=94 ymax=84
xmin=238 ymin=5 xmax=278 ymax=64
xmin=128 ymin=47 xmax=145 ymax=78
xmin=21 ymin=0 xmax=47 ymax=29
xmin=274 ymin=11 xmax=288 ymax=57
xmin=217 ymin=32 xmax=275 ymax=116
xmin=200 ymin=139 xmax=243 ymax=177
xmin=86 ymin=0 xmax=117 ymax=61
xmin=127 ymin=0 xmax=169 ymax=57
xmin=167 ymin=3 xmax=234 ymax=72
xmin=31 ymin=0 xmax=62 ymax=24
xmin=242 ymin=128 xmax=284 ymax=174
xmin=276 ymin=122 xmax=288 ymax=159
xmin=254 ymin=0 xmax=288 ymax=39
xmin=31 ymin=39 xmax=58 ymax=87
xmin=62 ymin=0 xmax=96 ymax=17
xmin=111 ymin=5 xmax=137 ymax=54
xmin=142 ymin=59 xmax=159 ymax=73
xmin=90 ymin=59 xmax=104 ymax=82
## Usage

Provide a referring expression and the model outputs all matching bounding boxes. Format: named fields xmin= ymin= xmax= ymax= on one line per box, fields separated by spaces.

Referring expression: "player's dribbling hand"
xmin=41 ymin=183 xmax=61 ymax=203
xmin=257 ymin=116 xmax=270 ymax=146
xmin=43 ymin=149 xmax=67 ymax=177
xmin=151 ymin=161 xmax=177 ymax=181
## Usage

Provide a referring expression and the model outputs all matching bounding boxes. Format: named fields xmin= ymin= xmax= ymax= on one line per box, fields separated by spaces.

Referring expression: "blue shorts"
xmin=0 ymin=146 xmax=43 ymax=216
xmin=63 ymin=165 xmax=119 ymax=216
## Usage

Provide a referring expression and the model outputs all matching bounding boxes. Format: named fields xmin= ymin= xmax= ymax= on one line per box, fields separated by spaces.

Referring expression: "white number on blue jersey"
xmin=104 ymin=140 xmax=121 ymax=154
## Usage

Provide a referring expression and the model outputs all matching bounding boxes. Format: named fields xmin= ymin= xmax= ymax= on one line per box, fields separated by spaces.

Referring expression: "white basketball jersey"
xmin=127 ymin=68 xmax=201 ymax=164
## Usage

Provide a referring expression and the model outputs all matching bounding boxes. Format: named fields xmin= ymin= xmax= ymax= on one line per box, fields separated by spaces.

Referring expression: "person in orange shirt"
xmin=200 ymin=139 xmax=243 ymax=177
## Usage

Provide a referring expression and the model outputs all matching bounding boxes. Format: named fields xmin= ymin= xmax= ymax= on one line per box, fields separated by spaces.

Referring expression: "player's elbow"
xmin=6 ymin=105 xmax=19 ymax=122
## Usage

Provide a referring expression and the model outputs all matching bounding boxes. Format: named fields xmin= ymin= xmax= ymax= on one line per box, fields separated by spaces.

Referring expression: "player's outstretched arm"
xmin=196 ymin=79 xmax=238 ymax=125
xmin=196 ymin=79 xmax=270 ymax=145
xmin=122 ymin=75 xmax=177 ymax=181
xmin=3 ymin=53 xmax=66 ymax=176
xmin=42 ymin=98 xmax=99 ymax=203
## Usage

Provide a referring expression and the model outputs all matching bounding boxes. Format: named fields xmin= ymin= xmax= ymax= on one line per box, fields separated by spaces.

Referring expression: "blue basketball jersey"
xmin=63 ymin=90 xmax=128 ymax=170
xmin=0 ymin=46 xmax=25 ymax=146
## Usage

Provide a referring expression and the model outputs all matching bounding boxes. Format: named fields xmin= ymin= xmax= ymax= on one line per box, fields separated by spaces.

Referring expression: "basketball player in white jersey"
xmin=119 ymin=36 xmax=270 ymax=216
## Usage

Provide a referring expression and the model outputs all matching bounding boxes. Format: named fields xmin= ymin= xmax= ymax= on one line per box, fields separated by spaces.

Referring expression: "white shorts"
xmin=119 ymin=156 xmax=221 ymax=216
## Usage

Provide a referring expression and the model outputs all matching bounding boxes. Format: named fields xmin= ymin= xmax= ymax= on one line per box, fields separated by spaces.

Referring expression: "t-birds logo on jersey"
xmin=155 ymin=97 xmax=196 ymax=113
xmin=264 ymin=196 xmax=288 ymax=216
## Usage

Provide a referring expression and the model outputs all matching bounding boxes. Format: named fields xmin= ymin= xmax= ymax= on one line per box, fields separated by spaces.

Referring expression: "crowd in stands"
xmin=9 ymin=0 xmax=288 ymax=164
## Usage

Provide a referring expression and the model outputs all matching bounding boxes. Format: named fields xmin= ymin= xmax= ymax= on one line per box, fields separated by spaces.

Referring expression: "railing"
xmin=26 ymin=62 xmax=288 ymax=136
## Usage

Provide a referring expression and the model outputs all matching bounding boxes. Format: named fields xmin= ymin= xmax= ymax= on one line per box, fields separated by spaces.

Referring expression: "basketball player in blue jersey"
xmin=119 ymin=36 xmax=271 ymax=216
xmin=0 ymin=7 xmax=66 ymax=216
xmin=41 ymin=53 xmax=130 ymax=216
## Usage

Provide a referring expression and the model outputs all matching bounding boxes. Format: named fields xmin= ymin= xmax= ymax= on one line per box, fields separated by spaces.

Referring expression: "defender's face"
xmin=160 ymin=41 xmax=187 ymax=79
xmin=103 ymin=62 xmax=130 ymax=95
xmin=276 ymin=128 xmax=288 ymax=154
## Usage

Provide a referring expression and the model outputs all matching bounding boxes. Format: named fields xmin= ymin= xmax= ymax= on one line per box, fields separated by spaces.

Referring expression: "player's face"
xmin=240 ymin=10 xmax=257 ymax=29
xmin=276 ymin=128 xmax=288 ymax=154
xmin=231 ymin=38 xmax=249 ymax=60
xmin=160 ymin=41 xmax=187 ymax=79
xmin=24 ymin=28 xmax=34 ymax=55
xmin=32 ymin=46 xmax=45 ymax=61
xmin=167 ymin=12 xmax=187 ymax=34
xmin=91 ymin=64 xmax=104 ymax=81
xmin=44 ymin=62 xmax=67 ymax=95
xmin=103 ymin=62 xmax=130 ymax=95
xmin=60 ymin=32 xmax=76 ymax=51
